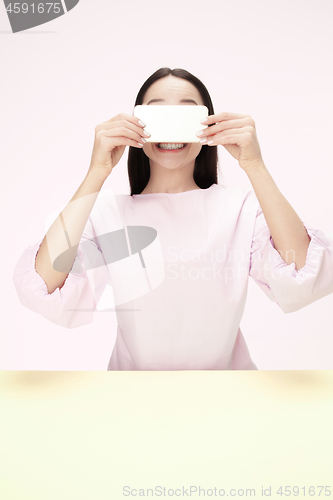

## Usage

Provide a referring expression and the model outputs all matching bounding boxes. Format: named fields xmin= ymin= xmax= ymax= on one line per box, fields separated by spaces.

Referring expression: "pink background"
xmin=1 ymin=0 xmax=332 ymax=370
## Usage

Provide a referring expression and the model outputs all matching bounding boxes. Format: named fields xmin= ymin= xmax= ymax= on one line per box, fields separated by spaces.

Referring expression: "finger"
xmin=107 ymin=113 xmax=146 ymax=128
xmin=215 ymin=126 xmax=255 ymax=138
xmin=103 ymin=136 xmax=145 ymax=148
xmin=200 ymin=127 xmax=255 ymax=145
xmin=97 ymin=126 xmax=148 ymax=144
xmin=101 ymin=119 xmax=150 ymax=139
xmin=201 ymin=112 xmax=251 ymax=125
xmin=206 ymin=131 xmax=252 ymax=146
xmin=198 ymin=118 xmax=255 ymax=138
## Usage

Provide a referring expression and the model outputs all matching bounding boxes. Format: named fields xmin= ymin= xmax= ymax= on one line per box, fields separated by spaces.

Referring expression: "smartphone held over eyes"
xmin=133 ymin=105 xmax=209 ymax=143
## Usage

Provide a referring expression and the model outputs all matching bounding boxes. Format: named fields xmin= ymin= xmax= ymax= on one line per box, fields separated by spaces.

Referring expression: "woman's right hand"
xmin=88 ymin=113 xmax=150 ymax=178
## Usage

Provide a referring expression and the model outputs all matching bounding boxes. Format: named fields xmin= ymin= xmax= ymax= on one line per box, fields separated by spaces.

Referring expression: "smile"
xmin=157 ymin=143 xmax=187 ymax=150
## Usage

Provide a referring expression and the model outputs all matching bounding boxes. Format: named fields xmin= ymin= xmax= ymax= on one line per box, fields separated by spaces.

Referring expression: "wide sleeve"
xmin=249 ymin=205 xmax=333 ymax=313
xmin=13 ymin=216 xmax=110 ymax=329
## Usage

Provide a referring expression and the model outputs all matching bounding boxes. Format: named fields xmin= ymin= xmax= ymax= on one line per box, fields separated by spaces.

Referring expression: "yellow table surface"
xmin=1 ymin=370 xmax=332 ymax=500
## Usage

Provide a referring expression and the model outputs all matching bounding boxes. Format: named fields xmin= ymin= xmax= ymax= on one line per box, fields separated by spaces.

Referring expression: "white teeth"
xmin=158 ymin=143 xmax=186 ymax=150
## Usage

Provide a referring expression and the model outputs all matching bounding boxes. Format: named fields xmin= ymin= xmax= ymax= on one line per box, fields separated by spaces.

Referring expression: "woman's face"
xmin=141 ymin=75 xmax=205 ymax=171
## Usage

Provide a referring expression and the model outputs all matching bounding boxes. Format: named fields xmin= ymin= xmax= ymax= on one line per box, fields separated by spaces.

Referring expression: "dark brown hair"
xmin=127 ymin=67 xmax=218 ymax=196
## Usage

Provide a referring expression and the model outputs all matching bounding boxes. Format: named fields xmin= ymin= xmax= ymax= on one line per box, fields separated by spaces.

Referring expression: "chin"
xmin=143 ymin=143 xmax=201 ymax=168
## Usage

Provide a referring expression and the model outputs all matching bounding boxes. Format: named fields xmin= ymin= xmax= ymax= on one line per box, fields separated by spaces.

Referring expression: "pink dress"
xmin=13 ymin=183 xmax=333 ymax=370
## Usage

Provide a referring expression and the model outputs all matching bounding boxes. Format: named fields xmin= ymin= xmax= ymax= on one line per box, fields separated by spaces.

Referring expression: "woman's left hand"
xmin=197 ymin=112 xmax=264 ymax=170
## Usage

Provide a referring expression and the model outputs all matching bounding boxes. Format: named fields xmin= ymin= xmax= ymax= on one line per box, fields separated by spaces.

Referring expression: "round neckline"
xmin=132 ymin=184 xmax=217 ymax=197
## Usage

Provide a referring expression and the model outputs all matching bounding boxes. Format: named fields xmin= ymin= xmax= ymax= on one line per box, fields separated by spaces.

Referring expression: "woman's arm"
xmin=198 ymin=112 xmax=310 ymax=270
xmin=35 ymin=170 xmax=107 ymax=294
xmin=242 ymin=161 xmax=311 ymax=270
xmin=35 ymin=113 xmax=147 ymax=294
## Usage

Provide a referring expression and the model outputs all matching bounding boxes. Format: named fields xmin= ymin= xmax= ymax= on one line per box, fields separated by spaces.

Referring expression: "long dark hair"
xmin=127 ymin=68 xmax=218 ymax=196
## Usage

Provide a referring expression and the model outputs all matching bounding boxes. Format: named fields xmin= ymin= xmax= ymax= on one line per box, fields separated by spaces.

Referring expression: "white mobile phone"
xmin=133 ymin=105 xmax=209 ymax=143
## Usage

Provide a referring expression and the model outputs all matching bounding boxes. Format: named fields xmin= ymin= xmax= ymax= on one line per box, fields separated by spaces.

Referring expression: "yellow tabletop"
xmin=0 ymin=371 xmax=332 ymax=500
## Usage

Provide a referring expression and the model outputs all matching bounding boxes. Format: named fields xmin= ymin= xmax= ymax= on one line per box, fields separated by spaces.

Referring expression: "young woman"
xmin=13 ymin=67 xmax=333 ymax=370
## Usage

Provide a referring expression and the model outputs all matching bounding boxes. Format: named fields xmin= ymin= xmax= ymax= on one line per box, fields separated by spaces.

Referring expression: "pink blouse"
xmin=13 ymin=183 xmax=333 ymax=370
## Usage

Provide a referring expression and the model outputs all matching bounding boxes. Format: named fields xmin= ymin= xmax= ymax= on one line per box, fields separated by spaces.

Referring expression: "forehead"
xmin=143 ymin=75 xmax=204 ymax=104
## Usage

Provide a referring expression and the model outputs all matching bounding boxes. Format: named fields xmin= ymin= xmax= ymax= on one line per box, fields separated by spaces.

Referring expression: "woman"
xmin=13 ymin=67 xmax=333 ymax=370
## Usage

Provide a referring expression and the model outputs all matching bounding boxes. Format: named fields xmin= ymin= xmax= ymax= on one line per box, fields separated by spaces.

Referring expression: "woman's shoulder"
xmin=211 ymin=182 xmax=258 ymax=205
xmin=88 ymin=188 xmax=127 ymax=230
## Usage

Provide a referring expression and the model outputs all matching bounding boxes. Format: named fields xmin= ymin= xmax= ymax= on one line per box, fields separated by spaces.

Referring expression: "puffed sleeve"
xmin=13 ymin=216 xmax=110 ymax=329
xmin=249 ymin=205 xmax=333 ymax=313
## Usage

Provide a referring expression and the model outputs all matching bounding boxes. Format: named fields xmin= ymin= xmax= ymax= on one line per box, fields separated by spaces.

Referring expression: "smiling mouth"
xmin=157 ymin=143 xmax=187 ymax=150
